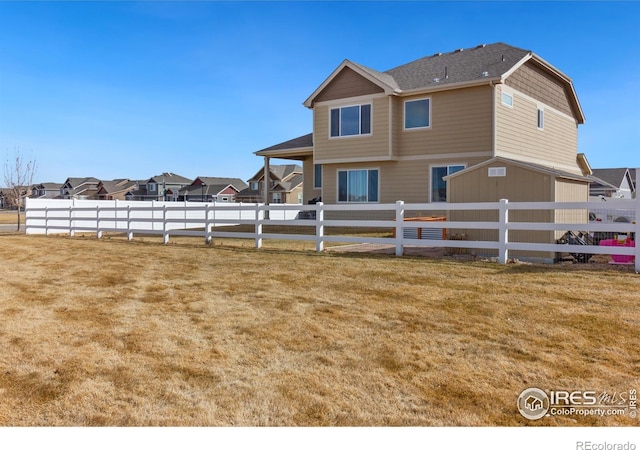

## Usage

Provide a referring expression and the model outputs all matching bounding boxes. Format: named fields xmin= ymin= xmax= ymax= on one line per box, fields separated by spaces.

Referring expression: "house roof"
xmin=195 ymin=177 xmax=248 ymax=191
xmin=254 ymin=133 xmax=314 ymax=159
xmin=303 ymin=42 xmax=584 ymax=124
xmin=147 ymin=172 xmax=192 ymax=185
xmin=591 ymin=168 xmax=636 ymax=191
xmin=37 ymin=182 xmax=63 ymax=190
xmin=246 ymin=164 xmax=303 ymax=183
xmin=386 ymin=42 xmax=529 ymax=91
xmin=272 ymin=173 xmax=303 ymax=192
xmin=180 ymin=177 xmax=248 ymax=196
xmin=445 ymin=157 xmax=592 ymax=183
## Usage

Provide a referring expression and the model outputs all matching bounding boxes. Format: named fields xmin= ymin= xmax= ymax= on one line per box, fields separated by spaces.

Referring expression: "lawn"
xmin=0 ymin=233 xmax=638 ymax=426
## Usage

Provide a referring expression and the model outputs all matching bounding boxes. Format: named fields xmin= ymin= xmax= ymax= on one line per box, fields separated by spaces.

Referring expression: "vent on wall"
xmin=488 ymin=167 xmax=507 ymax=177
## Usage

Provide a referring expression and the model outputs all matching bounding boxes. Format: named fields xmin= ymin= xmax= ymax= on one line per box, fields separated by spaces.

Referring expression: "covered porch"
xmin=254 ymin=133 xmax=317 ymax=205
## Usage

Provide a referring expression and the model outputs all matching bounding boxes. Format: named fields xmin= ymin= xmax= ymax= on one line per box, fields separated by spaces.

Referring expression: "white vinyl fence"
xmin=25 ymin=197 xmax=640 ymax=272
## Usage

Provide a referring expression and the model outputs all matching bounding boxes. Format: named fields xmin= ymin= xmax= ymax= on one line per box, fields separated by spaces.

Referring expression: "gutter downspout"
xmin=491 ymin=80 xmax=497 ymax=157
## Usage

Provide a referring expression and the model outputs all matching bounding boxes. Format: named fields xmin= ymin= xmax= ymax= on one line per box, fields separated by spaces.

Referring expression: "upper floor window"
xmin=330 ymin=104 xmax=371 ymax=137
xmin=501 ymin=92 xmax=513 ymax=107
xmin=338 ymin=169 xmax=379 ymax=203
xmin=148 ymin=183 xmax=157 ymax=192
xmin=404 ymin=98 xmax=431 ymax=129
xmin=250 ymin=181 xmax=259 ymax=191
xmin=314 ymin=164 xmax=322 ymax=189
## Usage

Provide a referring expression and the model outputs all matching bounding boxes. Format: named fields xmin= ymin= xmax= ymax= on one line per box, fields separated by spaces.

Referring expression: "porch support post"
xmin=263 ymin=156 xmax=270 ymax=220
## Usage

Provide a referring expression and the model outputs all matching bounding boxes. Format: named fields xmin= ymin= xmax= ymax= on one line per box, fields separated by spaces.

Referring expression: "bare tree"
xmin=3 ymin=149 xmax=37 ymax=231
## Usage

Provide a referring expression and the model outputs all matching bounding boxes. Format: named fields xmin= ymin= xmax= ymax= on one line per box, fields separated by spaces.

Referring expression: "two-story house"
xmin=59 ymin=177 xmax=101 ymax=199
xmin=253 ymin=42 xmax=593 ymax=261
xmin=179 ymin=177 xmax=249 ymax=202
xmin=30 ymin=182 xmax=63 ymax=199
xmin=236 ymin=164 xmax=304 ymax=204
xmin=254 ymin=42 xmax=590 ymax=208
xmin=95 ymin=179 xmax=138 ymax=200
xmin=126 ymin=172 xmax=193 ymax=201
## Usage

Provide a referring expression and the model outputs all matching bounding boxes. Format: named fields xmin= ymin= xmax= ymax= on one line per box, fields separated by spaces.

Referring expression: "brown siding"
xmin=314 ymin=96 xmax=390 ymax=162
xmin=314 ymin=67 xmax=384 ymax=104
xmin=395 ymin=86 xmax=494 ymax=158
xmin=505 ymin=61 xmax=575 ymax=118
xmin=495 ymin=85 xmax=579 ymax=172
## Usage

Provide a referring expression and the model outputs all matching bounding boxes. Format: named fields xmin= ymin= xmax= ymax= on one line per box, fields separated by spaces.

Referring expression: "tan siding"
xmin=314 ymin=97 xmax=390 ymax=162
xmin=505 ymin=61 xmax=574 ymax=118
xmin=554 ymin=179 xmax=589 ymax=238
xmin=495 ymin=85 xmax=579 ymax=172
xmin=302 ymin=157 xmax=321 ymax=203
xmin=395 ymin=86 xmax=493 ymax=158
xmin=448 ymin=162 xmax=557 ymax=261
xmin=314 ymin=67 xmax=384 ymax=103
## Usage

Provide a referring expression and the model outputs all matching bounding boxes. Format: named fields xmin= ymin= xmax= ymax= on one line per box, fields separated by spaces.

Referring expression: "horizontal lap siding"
xmin=496 ymin=83 xmax=579 ymax=172
xmin=314 ymin=67 xmax=384 ymax=103
xmin=554 ymin=178 xmax=589 ymax=239
xmin=303 ymin=157 xmax=321 ymax=203
xmin=448 ymin=162 xmax=556 ymax=260
xmin=314 ymin=97 xmax=390 ymax=162
xmin=505 ymin=61 xmax=575 ymax=118
xmin=396 ymin=86 xmax=493 ymax=158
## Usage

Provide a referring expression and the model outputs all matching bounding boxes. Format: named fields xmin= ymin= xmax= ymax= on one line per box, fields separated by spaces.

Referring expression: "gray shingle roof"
xmin=257 ymin=133 xmax=313 ymax=153
xmin=591 ymin=168 xmax=635 ymax=190
xmin=384 ymin=42 xmax=530 ymax=90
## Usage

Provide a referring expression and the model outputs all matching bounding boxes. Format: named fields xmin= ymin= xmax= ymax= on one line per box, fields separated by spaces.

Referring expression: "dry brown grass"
xmin=0 ymin=211 xmax=23 ymax=224
xmin=0 ymin=233 xmax=638 ymax=426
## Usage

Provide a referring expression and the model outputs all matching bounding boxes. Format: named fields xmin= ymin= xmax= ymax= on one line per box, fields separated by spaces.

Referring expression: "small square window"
xmin=404 ymin=98 xmax=431 ymax=129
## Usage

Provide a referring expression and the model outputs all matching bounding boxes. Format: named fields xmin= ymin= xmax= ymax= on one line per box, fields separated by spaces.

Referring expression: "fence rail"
xmin=25 ymin=197 xmax=640 ymax=272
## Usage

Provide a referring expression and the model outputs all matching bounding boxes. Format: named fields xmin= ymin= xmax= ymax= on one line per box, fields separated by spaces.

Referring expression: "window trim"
xmin=329 ymin=103 xmax=372 ymax=138
xmin=429 ymin=164 xmax=467 ymax=203
xmin=336 ymin=168 xmax=380 ymax=203
xmin=403 ymin=97 xmax=432 ymax=130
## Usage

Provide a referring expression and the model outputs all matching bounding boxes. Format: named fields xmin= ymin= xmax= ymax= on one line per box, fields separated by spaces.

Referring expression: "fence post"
xmin=69 ymin=205 xmax=74 ymax=237
xmin=162 ymin=204 xmax=169 ymax=244
xmin=635 ymin=168 xmax=640 ymax=274
xmin=255 ymin=203 xmax=264 ymax=249
xmin=395 ymin=200 xmax=405 ymax=256
xmin=127 ymin=205 xmax=133 ymax=241
xmin=43 ymin=206 xmax=49 ymax=236
xmin=71 ymin=198 xmax=76 ymax=237
xmin=204 ymin=203 xmax=212 ymax=244
xmin=498 ymin=199 xmax=509 ymax=264
xmin=96 ymin=205 xmax=103 ymax=239
xmin=315 ymin=202 xmax=324 ymax=252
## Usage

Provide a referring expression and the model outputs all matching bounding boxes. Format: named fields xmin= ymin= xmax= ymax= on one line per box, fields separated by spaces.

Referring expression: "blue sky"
xmin=1 ymin=1 xmax=639 ymax=184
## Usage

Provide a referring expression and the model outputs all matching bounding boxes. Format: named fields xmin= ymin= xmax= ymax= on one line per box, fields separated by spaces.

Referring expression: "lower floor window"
xmin=431 ymin=165 xmax=465 ymax=202
xmin=272 ymin=193 xmax=282 ymax=203
xmin=338 ymin=169 xmax=379 ymax=202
